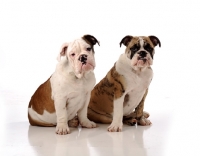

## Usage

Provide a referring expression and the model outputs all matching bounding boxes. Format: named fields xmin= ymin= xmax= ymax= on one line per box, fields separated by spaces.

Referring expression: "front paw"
xmin=80 ymin=119 xmax=97 ymax=128
xmin=107 ymin=122 xmax=123 ymax=132
xmin=56 ymin=123 xmax=70 ymax=135
xmin=138 ymin=116 xmax=151 ymax=126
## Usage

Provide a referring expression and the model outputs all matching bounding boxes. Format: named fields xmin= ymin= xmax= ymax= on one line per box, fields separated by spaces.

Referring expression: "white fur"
xmin=107 ymin=51 xmax=153 ymax=132
xmin=51 ymin=38 xmax=97 ymax=134
xmin=28 ymin=108 xmax=57 ymax=125
xmin=30 ymin=38 xmax=97 ymax=135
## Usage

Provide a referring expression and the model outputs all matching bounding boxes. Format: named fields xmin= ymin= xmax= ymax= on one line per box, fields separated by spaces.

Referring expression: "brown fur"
xmin=88 ymin=64 xmax=126 ymax=123
xmin=125 ymin=36 xmax=155 ymax=54
xmin=28 ymin=77 xmax=80 ymax=127
xmin=28 ymin=77 xmax=55 ymax=115
xmin=28 ymin=77 xmax=56 ymax=126
xmin=88 ymin=36 xmax=160 ymax=127
xmin=88 ymin=53 xmax=150 ymax=125
xmin=82 ymin=35 xmax=100 ymax=53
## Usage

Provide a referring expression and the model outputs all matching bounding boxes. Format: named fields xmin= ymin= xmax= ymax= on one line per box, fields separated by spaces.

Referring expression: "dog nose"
xmin=138 ymin=51 xmax=147 ymax=57
xmin=78 ymin=54 xmax=87 ymax=64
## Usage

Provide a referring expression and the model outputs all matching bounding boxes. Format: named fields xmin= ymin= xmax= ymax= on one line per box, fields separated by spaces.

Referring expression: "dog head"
xmin=120 ymin=35 xmax=161 ymax=70
xmin=57 ymin=34 xmax=100 ymax=78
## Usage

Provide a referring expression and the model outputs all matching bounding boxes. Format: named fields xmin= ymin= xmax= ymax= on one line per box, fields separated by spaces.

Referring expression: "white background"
xmin=0 ymin=0 xmax=199 ymax=97
xmin=0 ymin=0 xmax=200 ymax=155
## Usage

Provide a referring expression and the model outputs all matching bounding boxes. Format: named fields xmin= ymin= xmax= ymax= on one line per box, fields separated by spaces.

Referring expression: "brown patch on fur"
xmin=28 ymin=77 xmax=55 ymax=115
xmin=125 ymin=36 xmax=155 ymax=54
xmin=88 ymin=64 xmax=126 ymax=123
xmin=123 ymin=111 xmax=150 ymax=126
xmin=82 ymin=34 xmax=100 ymax=53
xmin=28 ymin=113 xmax=55 ymax=127
xmin=82 ymin=34 xmax=100 ymax=46
xmin=123 ymin=94 xmax=129 ymax=107
xmin=143 ymin=37 xmax=156 ymax=48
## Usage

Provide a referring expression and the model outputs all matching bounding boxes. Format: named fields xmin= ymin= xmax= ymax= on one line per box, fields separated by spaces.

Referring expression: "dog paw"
xmin=123 ymin=118 xmax=137 ymax=126
xmin=68 ymin=116 xmax=79 ymax=128
xmin=137 ymin=116 xmax=151 ymax=126
xmin=81 ymin=119 xmax=97 ymax=128
xmin=143 ymin=111 xmax=150 ymax=118
xmin=56 ymin=123 xmax=70 ymax=135
xmin=107 ymin=122 xmax=123 ymax=132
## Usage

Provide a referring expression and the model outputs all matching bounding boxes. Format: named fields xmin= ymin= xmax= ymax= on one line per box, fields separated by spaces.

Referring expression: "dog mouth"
xmin=81 ymin=62 xmax=94 ymax=69
xmin=133 ymin=56 xmax=150 ymax=67
xmin=79 ymin=62 xmax=95 ymax=74
xmin=75 ymin=62 xmax=95 ymax=78
xmin=138 ymin=57 xmax=147 ymax=63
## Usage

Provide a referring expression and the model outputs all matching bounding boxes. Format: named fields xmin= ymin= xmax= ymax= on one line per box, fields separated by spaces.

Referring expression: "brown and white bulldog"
xmin=28 ymin=34 xmax=100 ymax=135
xmin=88 ymin=35 xmax=161 ymax=132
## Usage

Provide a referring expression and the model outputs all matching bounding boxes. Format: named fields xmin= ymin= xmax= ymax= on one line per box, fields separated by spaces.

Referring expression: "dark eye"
xmin=144 ymin=44 xmax=153 ymax=52
xmin=86 ymin=47 xmax=92 ymax=51
xmin=71 ymin=53 xmax=75 ymax=57
xmin=130 ymin=45 xmax=139 ymax=52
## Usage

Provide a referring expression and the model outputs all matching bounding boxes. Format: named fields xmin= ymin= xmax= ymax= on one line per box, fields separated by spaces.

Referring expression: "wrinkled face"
xmin=67 ymin=39 xmax=96 ymax=78
xmin=120 ymin=35 xmax=161 ymax=70
xmin=58 ymin=35 xmax=99 ymax=78
xmin=126 ymin=37 xmax=154 ymax=68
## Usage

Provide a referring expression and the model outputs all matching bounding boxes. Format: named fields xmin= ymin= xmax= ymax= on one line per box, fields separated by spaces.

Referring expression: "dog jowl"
xmin=88 ymin=35 xmax=161 ymax=132
xmin=120 ymin=35 xmax=161 ymax=70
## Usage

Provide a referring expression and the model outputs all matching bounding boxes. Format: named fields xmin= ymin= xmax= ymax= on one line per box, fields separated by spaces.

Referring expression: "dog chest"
xmin=123 ymin=89 xmax=146 ymax=116
xmin=122 ymin=69 xmax=153 ymax=116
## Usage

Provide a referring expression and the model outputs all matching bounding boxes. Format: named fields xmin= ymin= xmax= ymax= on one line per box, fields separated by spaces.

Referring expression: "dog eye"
xmin=86 ymin=47 xmax=92 ymax=51
xmin=144 ymin=44 xmax=153 ymax=52
xmin=130 ymin=46 xmax=139 ymax=52
xmin=131 ymin=47 xmax=137 ymax=51
xmin=71 ymin=53 xmax=75 ymax=57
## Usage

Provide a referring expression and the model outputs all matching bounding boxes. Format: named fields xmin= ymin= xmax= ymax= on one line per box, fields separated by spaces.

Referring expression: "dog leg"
xmin=123 ymin=113 xmax=137 ymax=126
xmin=107 ymin=97 xmax=124 ymax=132
xmin=123 ymin=111 xmax=150 ymax=126
xmin=88 ymin=107 xmax=113 ymax=124
xmin=78 ymin=93 xmax=97 ymax=128
xmin=135 ymin=89 xmax=151 ymax=126
xmin=68 ymin=115 xmax=79 ymax=128
xmin=54 ymin=98 xmax=70 ymax=135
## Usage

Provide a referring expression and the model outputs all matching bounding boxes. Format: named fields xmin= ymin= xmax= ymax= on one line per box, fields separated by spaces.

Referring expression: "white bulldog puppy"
xmin=28 ymin=34 xmax=100 ymax=135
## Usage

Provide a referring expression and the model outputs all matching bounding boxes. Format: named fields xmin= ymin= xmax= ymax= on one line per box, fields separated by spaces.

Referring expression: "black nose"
xmin=78 ymin=54 xmax=87 ymax=64
xmin=138 ymin=51 xmax=147 ymax=57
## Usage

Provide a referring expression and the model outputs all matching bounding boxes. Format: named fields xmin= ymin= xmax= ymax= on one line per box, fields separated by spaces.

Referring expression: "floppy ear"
xmin=82 ymin=34 xmax=100 ymax=46
xmin=119 ymin=35 xmax=133 ymax=47
xmin=57 ymin=42 xmax=68 ymax=62
xmin=149 ymin=36 xmax=161 ymax=47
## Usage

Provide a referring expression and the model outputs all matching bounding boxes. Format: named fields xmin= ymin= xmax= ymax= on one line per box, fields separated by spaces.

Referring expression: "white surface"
xmin=1 ymin=0 xmax=200 ymax=156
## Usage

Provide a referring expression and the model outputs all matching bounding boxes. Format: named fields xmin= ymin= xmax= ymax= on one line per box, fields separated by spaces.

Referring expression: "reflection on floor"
xmin=0 ymin=86 xmax=200 ymax=156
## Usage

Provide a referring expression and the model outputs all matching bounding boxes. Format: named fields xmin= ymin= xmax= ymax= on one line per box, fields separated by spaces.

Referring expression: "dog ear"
xmin=149 ymin=36 xmax=161 ymax=47
xmin=120 ymin=35 xmax=133 ymax=47
xmin=57 ymin=43 xmax=68 ymax=62
xmin=82 ymin=34 xmax=100 ymax=46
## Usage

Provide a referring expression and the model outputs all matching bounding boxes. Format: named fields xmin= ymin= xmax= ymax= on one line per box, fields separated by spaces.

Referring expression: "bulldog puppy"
xmin=28 ymin=34 xmax=100 ymax=135
xmin=88 ymin=35 xmax=161 ymax=132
